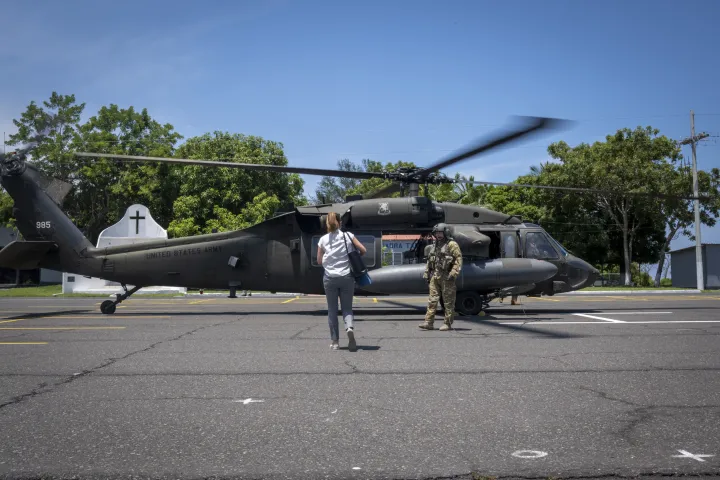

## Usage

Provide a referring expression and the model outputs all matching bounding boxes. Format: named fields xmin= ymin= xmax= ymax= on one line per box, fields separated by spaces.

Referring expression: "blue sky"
xmin=2 ymin=0 xmax=720 ymax=260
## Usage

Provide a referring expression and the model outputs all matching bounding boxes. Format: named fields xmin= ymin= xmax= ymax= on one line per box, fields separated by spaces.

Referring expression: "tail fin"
xmin=1 ymin=155 xmax=92 ymax=258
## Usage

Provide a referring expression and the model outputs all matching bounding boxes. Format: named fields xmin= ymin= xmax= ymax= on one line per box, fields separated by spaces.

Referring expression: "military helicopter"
xmin=0 ymin=115 xmax=660 ymax=315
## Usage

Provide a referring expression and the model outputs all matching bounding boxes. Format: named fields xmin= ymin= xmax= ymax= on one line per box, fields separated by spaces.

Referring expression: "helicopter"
xmin=1 ymin=115 xmax=678 ymax=316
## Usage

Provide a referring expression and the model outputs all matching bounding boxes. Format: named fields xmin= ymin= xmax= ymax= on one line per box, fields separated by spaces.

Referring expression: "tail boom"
xmin=1 ymin=153 xmax=94 ymax=275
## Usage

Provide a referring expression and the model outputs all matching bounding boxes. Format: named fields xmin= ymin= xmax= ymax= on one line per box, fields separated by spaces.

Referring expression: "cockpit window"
xmin=545 ymin=234 xmax=570 ymax=256
xmin=524 ymin=231 xmax=559 ymax=260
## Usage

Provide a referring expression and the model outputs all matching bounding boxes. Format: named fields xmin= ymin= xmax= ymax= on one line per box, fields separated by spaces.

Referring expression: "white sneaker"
xmin=346 ymin=328 xmax=357 ymax=352
xmin=330 ymin=343 xmax=339 ymax=350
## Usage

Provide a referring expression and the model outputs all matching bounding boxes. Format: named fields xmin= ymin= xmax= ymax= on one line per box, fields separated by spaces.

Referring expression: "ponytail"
xmin=326 ymin=212 xmax=341 ymax=233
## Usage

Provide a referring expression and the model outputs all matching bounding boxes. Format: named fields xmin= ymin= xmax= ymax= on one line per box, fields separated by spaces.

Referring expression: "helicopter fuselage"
xmin=65 ymin=196 xmax=598 ymax=299
xmin=0 ymin=164 xmax=598 ymax=314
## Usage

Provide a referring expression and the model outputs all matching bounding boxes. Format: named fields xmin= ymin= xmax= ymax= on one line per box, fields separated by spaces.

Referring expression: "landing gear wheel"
xmin=98 ymin=284 xmax=142 ymax=314
xmin=100 ymin=300 xmax=116 ymax=315
xmin=456 ymin=291 xmax=483 ymax=316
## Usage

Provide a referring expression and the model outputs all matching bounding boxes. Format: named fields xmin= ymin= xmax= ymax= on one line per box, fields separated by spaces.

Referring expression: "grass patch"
xmin=0 ymin=285 xmax=275 ymax=297
xmin=0 ymin=285 xmax=184 ymax=298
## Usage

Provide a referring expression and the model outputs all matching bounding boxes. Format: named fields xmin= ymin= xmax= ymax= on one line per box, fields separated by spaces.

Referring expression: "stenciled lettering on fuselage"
xmin=144 ymin=245 xmax=222 ymax=260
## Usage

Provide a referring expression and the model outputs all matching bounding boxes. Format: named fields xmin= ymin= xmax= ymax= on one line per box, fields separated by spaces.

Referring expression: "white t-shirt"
xmin=318 ymin=230 xmax=357 ymax=278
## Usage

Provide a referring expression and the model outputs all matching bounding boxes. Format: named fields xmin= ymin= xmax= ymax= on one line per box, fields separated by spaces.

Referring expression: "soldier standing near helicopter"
xmin=419 ymin=223 xmax=463 ymax=331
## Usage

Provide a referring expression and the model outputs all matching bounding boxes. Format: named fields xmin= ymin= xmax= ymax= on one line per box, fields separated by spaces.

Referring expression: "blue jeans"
xmin=323 ymin=273 xmax=355 ymax=342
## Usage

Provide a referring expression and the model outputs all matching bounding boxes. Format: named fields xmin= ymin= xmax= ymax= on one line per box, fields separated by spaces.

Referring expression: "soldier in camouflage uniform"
xmin=419 ymin=223 xmax=463 ymax=331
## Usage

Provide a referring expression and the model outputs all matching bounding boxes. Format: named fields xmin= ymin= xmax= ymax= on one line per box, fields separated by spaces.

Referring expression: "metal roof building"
xmin=669 ymin=243 xmax=720 ymax=289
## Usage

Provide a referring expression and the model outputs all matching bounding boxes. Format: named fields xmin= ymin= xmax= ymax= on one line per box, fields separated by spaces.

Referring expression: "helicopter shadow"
xmin=336 ymin=345 xmax=381 ymax=351
xmin=2 ymin=309 xmax=97 ymax=320
xmin=2 ymin=302 xmax=700 ymax=322
xmin=376 ymin=299 xmax=581 ymax=339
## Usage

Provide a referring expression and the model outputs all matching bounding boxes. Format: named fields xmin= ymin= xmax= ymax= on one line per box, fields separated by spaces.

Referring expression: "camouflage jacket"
xmin=424 ymin=240 xmax=462 ymax=279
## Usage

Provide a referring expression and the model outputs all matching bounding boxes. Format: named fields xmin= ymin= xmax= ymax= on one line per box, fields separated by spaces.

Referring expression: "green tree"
xmin=450 ymin=176 xmax=490 ymax=205
xmin=167 ymin=131 xmax=305 ymax=237
xmin=5 ymin=92 xmax=85 ymax=181
xmin=479 ymin=168 xmax=554 ymax=225
xmin=312 ymin=159 xmax=365 ymax=203
xmin=546 ymin=126 xmax=681 ymax=285
xmin=346 ymin=159 xmax=417 ymax=199
xmin=652 ymin=164 xmax=720 ymax=286
xmin=71 ymin=104 xmax=184 ymax=242
xmin=4 ymin=92 xmax=85 ymax=237
xmin=311 ymin=159 xmax=419 ymax=203
xmin=4 ymin=94 xmax=186 ymax=244
xmin=0 ymin=190 xmax=15 ymax=229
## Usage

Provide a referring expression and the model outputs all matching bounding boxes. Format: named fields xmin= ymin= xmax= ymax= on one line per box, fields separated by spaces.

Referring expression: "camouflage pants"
xmin=425 ymin=276 xmax=457 ymax=325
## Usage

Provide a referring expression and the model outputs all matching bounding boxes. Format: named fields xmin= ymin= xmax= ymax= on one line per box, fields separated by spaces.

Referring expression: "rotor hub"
xmin=382 ymin=168 xmax=454 ymax=185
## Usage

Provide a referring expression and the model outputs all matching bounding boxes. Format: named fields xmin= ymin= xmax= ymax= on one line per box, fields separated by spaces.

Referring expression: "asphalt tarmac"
xmin=0 ymin=292 xmax=719 ymax=480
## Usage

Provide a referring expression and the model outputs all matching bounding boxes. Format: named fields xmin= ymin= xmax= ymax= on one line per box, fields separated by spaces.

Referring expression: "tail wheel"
xmin=456 ymin=291 xmax=482 ymax=316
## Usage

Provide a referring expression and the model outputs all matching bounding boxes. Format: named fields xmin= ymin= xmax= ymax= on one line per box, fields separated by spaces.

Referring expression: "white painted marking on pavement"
xmin=352 ymin=467 xmax=361 ymax=470
xmin=595 ymin=311 xmax=672 ymax=315
xmin=672 ymin=450 xmax=714 ymax=462
xmin=628 ymin=321 xmax=720 ymax=324
xmin=512 ymin=450 xmax=548 ymax=459
xmin=233 ymin=398 xmax=264 ymax=405
xmin=573 ymin=313 xmax=626 ymax=323
xmin=500 ymin=321 xmax=616 ymax=325
xmin=498 ymin=320 xmax=720 ymax=325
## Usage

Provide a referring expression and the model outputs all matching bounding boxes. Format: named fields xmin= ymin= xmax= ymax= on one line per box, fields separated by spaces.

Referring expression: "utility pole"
xmin=679 ymin=110 xmax=709 ymax=291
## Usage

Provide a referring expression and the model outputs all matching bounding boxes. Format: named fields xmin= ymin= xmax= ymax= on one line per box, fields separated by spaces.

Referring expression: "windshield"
xmin=545 ymin=233 xmax=570 ymax=257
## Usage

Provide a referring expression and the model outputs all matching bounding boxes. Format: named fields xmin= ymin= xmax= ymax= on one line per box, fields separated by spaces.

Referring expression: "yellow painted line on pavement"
xmin=282 ymin=296 xmax=300 ymax=304
xmin=0 ymin=342 xmax=48 ymax=345
xmin=373 ymin=298 xmax=378 ymax=303
xmin=30 ymin=316 xmax=169 ymax=320
xmin=188 ymin=299 xmax=215 ymax=305
xmin=0 ymin=319 xmax=20 ymax=324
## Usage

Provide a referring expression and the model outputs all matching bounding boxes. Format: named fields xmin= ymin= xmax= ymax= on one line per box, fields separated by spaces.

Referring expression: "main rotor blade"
xmin=459 ymin=179 xmax=712 ymax=202
xmin=366 ymin=183 xmax=403 ymax=199
xmin=74 ymin=153 xmax=386 ymax=180
xmin=418 ymin=116 xmax=570 ymax=178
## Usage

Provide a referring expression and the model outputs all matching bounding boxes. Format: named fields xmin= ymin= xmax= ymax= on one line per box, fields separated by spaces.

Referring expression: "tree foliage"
xmin=3 ymin=93 xmax=307 ymax=243
xmin=0 ymin=190 xmax=14 ymax=229
xmin=312 ymin=159 xmax=420 ymax=203
xmin=69 ymin=104 xmax=184 ymax=242
xmin=6 ymin=92 xmax=84 ymax=180
xmin=166 ymin=131 xmax=305 ymax=237
xmin=651 ymin=164 xmax=720 ymax=286
xmin=312 ymin=159 xmax=366 ymax=203
xmin=543 ymin=126 xmax=681 ymax=284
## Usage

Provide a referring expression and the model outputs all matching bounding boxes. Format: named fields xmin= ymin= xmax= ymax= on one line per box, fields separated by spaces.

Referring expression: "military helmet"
xmin=432 ymin=223 xmax=452 ymax=238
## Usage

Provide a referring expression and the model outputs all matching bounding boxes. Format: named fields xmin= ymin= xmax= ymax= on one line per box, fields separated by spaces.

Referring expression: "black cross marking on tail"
xmin=129 ymin=210 xmax=146 ymax=234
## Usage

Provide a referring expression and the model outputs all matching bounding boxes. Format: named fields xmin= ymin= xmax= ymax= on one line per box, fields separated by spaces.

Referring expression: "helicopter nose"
xmin=566 ymin=255 xmax=600 ymax=289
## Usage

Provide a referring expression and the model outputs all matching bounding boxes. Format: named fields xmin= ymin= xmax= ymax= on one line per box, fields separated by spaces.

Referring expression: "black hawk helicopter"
xmin=1 ymin=116 xmax=667 ymax=315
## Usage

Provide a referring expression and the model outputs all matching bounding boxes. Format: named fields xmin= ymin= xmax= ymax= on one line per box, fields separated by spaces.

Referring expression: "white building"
xmin=62 ymin=204 xmax=187 ymax=295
